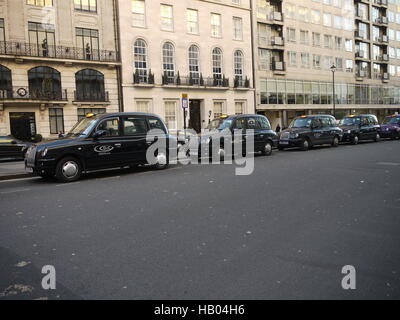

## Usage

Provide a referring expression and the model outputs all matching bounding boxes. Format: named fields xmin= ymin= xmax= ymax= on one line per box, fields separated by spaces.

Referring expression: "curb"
xmin=0 ymin=173 xmax=34 ymax=181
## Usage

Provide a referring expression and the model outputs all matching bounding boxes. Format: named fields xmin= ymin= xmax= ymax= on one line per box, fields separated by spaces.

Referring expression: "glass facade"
xmin=260 ymin=79 xmax=400 ymax=105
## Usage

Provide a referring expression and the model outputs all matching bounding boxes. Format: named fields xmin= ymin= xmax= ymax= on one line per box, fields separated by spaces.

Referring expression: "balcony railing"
xmin=234 ymin=77 xmax=250 ymax=89
xmin=374 ymin=16 xmax=388 ymax=24
xmin=161 ymin=73 xmax=229 ymax=88
xmin=0 ymin=41 xmax=118 ymax=62
xmin=271 ymin=60 xmax=285 ymax=72
xmin=74 ymin=91 xmax=109 ymax=102
xmin=0 ymin=87 xmax=68 ymax=101
xmin=374 ymin=0 xmax=388 ymax=6
xmin=133 ymin=70 xmax=155 ymax=85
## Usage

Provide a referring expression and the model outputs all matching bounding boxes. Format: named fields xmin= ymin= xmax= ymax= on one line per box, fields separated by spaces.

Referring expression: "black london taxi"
xmin=278 ymin=115 xmax=343 ymax=151
xmin=195 ymin=114 xmax=279 ymax=160
xmin=339 ymin=114 xmax=381 ymax=145
xmin=25 ymin=113 xmax=173 ymax=182
xmin=0 ymin=135 xmax=31 ymax=159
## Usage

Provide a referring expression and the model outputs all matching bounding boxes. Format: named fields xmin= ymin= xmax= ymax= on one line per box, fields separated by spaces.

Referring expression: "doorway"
xmin=9 ymin=112 xmax=36 ymax=141
xmin=189 ymin=100 xmax=201 ymax=133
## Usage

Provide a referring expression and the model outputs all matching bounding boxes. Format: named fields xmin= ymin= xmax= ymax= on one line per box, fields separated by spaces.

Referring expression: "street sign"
xmin=182 ymin=94 xmax=189 ymax=109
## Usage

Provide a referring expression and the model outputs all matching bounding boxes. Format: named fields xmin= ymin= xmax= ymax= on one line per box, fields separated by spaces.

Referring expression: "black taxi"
xmin=195 ymin=114 xmax=278 ymax=160
xmin=25 ymin=113 xmax=173 ymax=182
xmin=339 ymin=114 xmax=381 ymax=145
xmin=278 ymin=115 xmax=343 ymax=151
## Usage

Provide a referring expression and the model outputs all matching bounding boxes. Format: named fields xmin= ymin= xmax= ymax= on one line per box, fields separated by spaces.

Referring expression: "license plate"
xmin=25 ymin=167 xmax=33 ymax=173
xmin=280 ymin=141 xmax=289 ymax=145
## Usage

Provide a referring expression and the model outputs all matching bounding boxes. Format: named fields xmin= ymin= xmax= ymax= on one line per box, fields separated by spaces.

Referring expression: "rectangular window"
xmin=324 ymin=35 xmax=332 ymax=49
xmin=49 ymin=108 xmax=64 ymax=135
xmin=123 ymin=118 xmax=148 ymax=136
xmin=187 ymin=9 xmax=199 ymax=34
xmin=287 ymin=27 xmax=296 ymax=42
xmin=300 ymin=30 xmax=309 ymax=45
xmin=233 ymin=17 xmax=243 ymax=40
xmin=0 ymin=19 xmax=5 ymax=43
xmin=213 ymin=101 xmax=224 ymax=118
xmin=165 ymin=101 xmax=177 ymax=129
xmin=27 ymin=0 xmax=52 ymax=7
xmin=311 ymin=10 xmax=320 ymax=24
xmin=323 ymin=13 xmax=332 ymax=27
xmin=77 ymin=108 xmax=106 ymax=121
xmin=312 ymin=32 xmax=321 ymax=47
xmin=135 ymin=100 xmax=150 ymax=113
xmin=132 ymin=0 xmax=146 ymax=27
xmin=345 ymin=39 xmax=353 ymax=52
xmin=211 ymin=13 xmax=222 ymax=37
xmin=288 ymin=51 xmax=297 ymax=66
xmin=161 ymin=4 xmax=173 ymax=31
xmin=301 ymin=53 xmax=310 ymax=68
xmin=313 ymin=54 xmax=321 ymax=69
xmin=258 ymin=48 xmax=271 ymax=70
xmin=76 ymin=27 xmax=99 ymax=60
xmin=345 ymin=59 xmax=353 ymax=72
xmin=335 ymin=37 xmax=343 ymax=50
xmin=28 ymin=22 xmax=55 ymax=57
xmin=235 ymin=102 xmax=244 ymax=115
xmin=74 ymin=0 xmax=97 ymax=12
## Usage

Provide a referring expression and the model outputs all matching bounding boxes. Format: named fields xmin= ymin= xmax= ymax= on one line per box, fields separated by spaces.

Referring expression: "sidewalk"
xmin=0 ymin=160 xmax=32 ymax=181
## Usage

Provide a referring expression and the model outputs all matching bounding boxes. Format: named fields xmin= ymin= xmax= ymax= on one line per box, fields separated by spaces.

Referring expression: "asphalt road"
xmin=1 ymin=140 xmax=400 ymax=300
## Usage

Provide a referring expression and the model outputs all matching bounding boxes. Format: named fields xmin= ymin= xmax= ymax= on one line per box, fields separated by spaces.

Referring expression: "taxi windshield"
xmin=383 ymin=116 xmax=400 ymax=125
xmin=67 ymin=118 xmax=98 ymax=137
xmin=341 ymin=117 xmax=361 ymax=126
xmin=290 ymin=118 xmax=312 ymax=128
xmin=207 ymin=118 xmax=233 ymax=131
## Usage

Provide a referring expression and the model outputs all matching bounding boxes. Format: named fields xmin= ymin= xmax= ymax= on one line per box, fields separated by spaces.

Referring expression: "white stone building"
xmin=0 ymin=0 xmax=120 ymax=140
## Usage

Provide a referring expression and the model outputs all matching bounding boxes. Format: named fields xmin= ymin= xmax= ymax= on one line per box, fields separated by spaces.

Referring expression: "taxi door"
xmin=120 ymin=116 xmax=149 ymax=164
xmin=85 ymin=117 xmax=125 ymax=170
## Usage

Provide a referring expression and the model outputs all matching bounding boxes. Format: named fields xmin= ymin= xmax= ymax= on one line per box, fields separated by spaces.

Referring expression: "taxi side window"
xmin=123 ymin=118 xmax=148 ymax=136
xmin=235 ymin=118 xmax=246 ymax=129
xmin=148 ymin=118 xmax=166 ymax=133
xmin=361 ymin=117 xmax=369 ymax=126
xmin=247 ymin=118 xmax=257 ymax=129
xmin=312 ymin=118 xmax=322 ymax=128
xmin=258 ymin=117 xmax=271 ymax=130
xmin=97 ymin=119 xmax=120 ymax=137
xmin=369 ymin=116 xmax=378 ymax=125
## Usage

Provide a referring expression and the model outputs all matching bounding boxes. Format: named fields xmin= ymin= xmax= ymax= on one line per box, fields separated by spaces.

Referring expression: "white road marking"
xmin=0 ymin=177 xmax=39 ymax=183
xmin=0 ymin=188 xmax=30 ymax=194
xmin=377 ymin=162 xmax=400 ymax=166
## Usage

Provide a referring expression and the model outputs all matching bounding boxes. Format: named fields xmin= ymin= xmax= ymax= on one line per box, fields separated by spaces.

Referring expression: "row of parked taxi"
xmin=20 ymin=112 xmax=400 ymax=182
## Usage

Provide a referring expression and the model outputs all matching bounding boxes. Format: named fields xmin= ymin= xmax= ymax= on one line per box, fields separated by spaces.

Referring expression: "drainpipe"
xmin=113 ymin=0 xmax=124 ymax=112
xmin=250 ymin=0 xmax=257 ymax=113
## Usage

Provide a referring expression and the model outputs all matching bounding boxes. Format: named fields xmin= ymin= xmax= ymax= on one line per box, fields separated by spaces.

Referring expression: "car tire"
xmin=351 ymin=135 xmax=359 ymax=145
xmin=374 ymin=133 xmax=381 ymax=142
xmin=153 ymin=149 xmax=169 ymax=170
xmin=261 ymin=141 xmax=273 ymax=156
xmin=331 ymin=136 xmax=340 ymax=147
xmin=300 ymin=138 xmax=310 ymax=151
xmin=55 ymin=157 xmax=82 ymax=183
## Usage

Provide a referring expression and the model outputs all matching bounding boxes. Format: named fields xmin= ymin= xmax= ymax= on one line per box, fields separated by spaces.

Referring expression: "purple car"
xmin=380 ymin=114 xmax=400 ymax=140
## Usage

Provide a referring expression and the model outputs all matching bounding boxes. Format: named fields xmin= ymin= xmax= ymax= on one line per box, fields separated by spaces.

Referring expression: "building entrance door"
xmin=9 ymin=112 xmax=36 ymax=141
xmin=189 ymin=100 xmax=201 ymax=133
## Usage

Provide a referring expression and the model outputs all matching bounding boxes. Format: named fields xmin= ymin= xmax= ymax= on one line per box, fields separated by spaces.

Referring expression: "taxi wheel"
xmin=374 ymin=133 xmax=381 ymax=142
xmin=300 ymin=138 xmax=310 ymax=151
xmin=351 ymin=135 xmax=359 ymax=145
xmin=261 ymin=141 xmax=273 ymax=156
xmin=55 ymin=157 xmax=82 ymax=183
xmin=154 ymin=149 xmax=169 ymax=170
xmin=331 ymin=136 xmax=340 ymax=147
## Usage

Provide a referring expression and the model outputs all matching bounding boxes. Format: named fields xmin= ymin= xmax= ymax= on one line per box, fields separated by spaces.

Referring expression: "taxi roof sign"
xmin=86 ymin=113 xmax=95 ymax=118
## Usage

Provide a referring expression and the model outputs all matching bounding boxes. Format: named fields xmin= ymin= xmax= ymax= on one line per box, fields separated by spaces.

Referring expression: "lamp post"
xmin=330 ymin=64 xmax=337 ymax=118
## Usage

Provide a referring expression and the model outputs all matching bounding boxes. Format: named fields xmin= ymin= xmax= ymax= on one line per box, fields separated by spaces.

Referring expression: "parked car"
xmin=339 ymin=114 xmax=381 ymax=145
xmin=196 ymin=114 xmax=278 ymax=160
xmin=0 ymin=135 xmax=31 ymax=159
xmin=278 ymin=115 xmax=343 ymax=151
xmin=380 ymin=114 xmax=400 ymax=140
xmin=25 ymin=113 xmax=174 ymax=182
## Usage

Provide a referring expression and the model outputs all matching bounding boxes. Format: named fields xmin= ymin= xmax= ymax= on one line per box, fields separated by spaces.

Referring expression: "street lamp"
xmin=330 ymin=64 xmax=337 ymax=118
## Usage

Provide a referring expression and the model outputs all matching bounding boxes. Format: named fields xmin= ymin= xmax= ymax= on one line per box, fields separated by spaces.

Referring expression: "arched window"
xmin=188 ymin=45 xmax=200 ymax=85
xmin=134 ymin=39 xmax=148 ymax=83
xmin=75 ymin=69 xmax=105 ymax=102
xmin=234 ymin=50 xmax=244 ymax=87
xmin=162 ymin=42 xmax=175 ymax=83
xmin=212 ymin=47 xmax=223 ymax=85
xmin=0 ymin=65 xmax=12 ymax=98
xmin=234 ymin=50 xmax=244 ymax=80
xmin=28 ymin=66 xmax=61 ymax=99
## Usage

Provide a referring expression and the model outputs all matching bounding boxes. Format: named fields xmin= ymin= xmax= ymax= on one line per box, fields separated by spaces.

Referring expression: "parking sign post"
xmin=182 ymin=94 xmax=189 ymax=137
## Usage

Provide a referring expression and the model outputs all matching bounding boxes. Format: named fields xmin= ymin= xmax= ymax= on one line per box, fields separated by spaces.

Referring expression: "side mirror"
xmin=93 ymin=130 xmax=107 ymax=139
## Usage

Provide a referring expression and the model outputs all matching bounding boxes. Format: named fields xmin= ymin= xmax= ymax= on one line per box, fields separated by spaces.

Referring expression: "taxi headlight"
xmin=346 ymin=130 xmax=352 ymax=134
xmin=41 ymin=148 xmax=48 ymax=157
xmin=289 ymin=133 xmax=299 ymax=139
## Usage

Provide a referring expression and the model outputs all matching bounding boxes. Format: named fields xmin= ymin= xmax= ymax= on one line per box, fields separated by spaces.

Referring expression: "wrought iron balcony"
xmin=0 ymin=41 xmax=118 ymax=62
xmin=234 ymin=76 xmax=251 ymax=89
xmin=271 ymin=60 xmax=286 ymax=72
xmin=74 ymin=91 xmax=109 ymax=102
xmin=161 ymin=73 xmax=229 ymax=88
xmin=0 ymin=87 xmax=68 ymax=101
xmin=133 ymin=70 xmax=155 ymax=85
